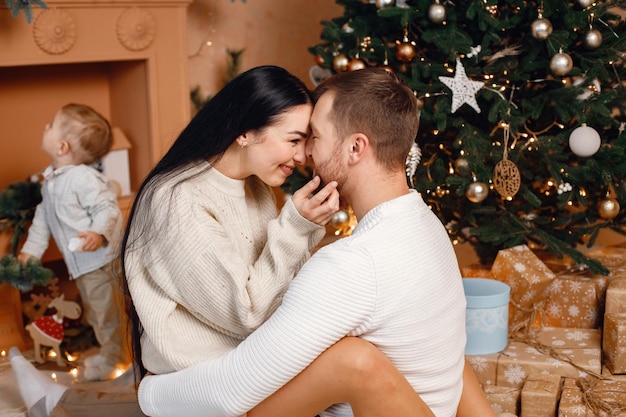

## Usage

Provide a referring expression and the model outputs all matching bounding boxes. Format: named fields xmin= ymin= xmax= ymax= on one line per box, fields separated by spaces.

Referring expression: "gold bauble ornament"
xmin=531 ymin=17 xmax=553 ymax=40
xmin=583 ymin=29 xmax=603 ymax=49
xmin=348 ymin=58 xmax=366 ymax=71
xmin=379 ymin=64 xmax=394 ymax=74
xmin=315 ymin=55 xmax=325 ymax=66
xmin=550 ymin=51 xmax=573 ymax=76
xmin=333 ymin=54 xmax=350 ymax=72
xmin=395 ymin=42 xmax=416 ymax=63
xmin=466 ymin=181 xmax=489 ymax=203
xmin=598 ymin=198 xmax=620 ymax=220
xmin=454 ymin=158 xmax=470 ymax=175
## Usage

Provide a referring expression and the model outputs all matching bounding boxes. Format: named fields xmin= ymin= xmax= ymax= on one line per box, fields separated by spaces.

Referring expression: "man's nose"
xmin=294 ymin=141 xmax=307 ymax=164
xmin=305 ymin=138 xmax=313 ymax=159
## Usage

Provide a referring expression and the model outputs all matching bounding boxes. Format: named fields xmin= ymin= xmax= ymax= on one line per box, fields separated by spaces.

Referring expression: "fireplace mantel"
xmin=0 ymin=0 xmax=193 ymax=192
xmin=0 ymin=0 xmax=193 ymax=351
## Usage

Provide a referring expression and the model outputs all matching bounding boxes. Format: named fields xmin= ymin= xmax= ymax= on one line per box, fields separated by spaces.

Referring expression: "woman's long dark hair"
xmin=119 ymin=66 xmax=312 ymax=383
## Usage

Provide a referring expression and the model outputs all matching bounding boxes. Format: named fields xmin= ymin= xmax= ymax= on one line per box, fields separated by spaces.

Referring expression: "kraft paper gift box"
xmin=606 ymin=278 xmax=626 ymax=315
xmin=559 ymin=377 xmax=626 ymax=417
xmin=520 ymin=373 xmax=561 ymax=417
xmin=603 ymin=312 xmax=626 ymax=374
xmin=603 ymin=365 xmax=626 ymax=381
xmin=538 ymin=273 xmax=609 ymax=329
xmin=490 ymin=245 xmax=556 ymax=331
xmin=467 ymin=352 xmax=500 ymax=386
xmin=495 ymin=327 xmax=601 ymax=388
xmin=461 ymin=263 xmax=493 ymax=279
xmin=482 ymin=385 xmax=520 ymax=415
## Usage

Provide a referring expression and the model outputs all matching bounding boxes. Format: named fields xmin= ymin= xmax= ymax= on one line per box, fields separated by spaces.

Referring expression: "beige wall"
xmin=186 ymin=0 xmax=341 ymax=96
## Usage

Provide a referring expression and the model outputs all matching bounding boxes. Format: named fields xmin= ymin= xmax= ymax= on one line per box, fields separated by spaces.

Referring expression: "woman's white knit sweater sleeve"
xmin=128 ymin=167 xmax=326 ymax=372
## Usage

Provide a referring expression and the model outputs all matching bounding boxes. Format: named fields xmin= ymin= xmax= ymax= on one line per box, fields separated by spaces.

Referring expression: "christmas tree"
xmin=309 ymin=0 xmax=626 ymax=274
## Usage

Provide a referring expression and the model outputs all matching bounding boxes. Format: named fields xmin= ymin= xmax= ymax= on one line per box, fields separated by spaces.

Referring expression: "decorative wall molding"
xmin=32 ymin=8 xmax=76 ymax=55
xmin=116 ymin=7 xmax=156 ymax=52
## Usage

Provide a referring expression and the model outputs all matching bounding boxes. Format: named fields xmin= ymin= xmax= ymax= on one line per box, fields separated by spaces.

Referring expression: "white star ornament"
xmin=439 ymin=58 xmax=484 ymax=113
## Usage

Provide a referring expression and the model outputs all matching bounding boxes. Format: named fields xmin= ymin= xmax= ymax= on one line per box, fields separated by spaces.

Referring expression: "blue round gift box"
xmin=463 ymin=278 xmax=511 ymax=355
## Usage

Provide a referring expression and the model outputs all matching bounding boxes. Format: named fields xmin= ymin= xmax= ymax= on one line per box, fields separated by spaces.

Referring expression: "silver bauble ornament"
xmin=332 ymin=54 xmax=349 ymax=72
xmin=569 ymin=124 xmax=601 ymax=157
xmin=531 ymin=18 xmax=553 ymax=40
xmin=598 ymin=198 xmax=620 ymax=220
xmin=375 ymin=0 xmax=395 ymax=8
xmin=466 ymin=181 xmax=489 ymax=203
xmin=576 ymin=0 xmax=594 ymax=8
xmin=428 ymin=3 xmax=446 ymax=24
xmin=332 ymin=209 xmax=350 ymax=225
xmin=550 ymin=52 xmax=573 ymax=76
xmin=342 ymin=22 xmax=354 ymax=34
xmin=583 ymin=29 xmax=602 ymax=49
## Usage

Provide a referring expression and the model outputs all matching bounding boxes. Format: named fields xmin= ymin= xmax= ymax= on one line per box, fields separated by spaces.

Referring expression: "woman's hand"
xmin=291 ymin=176 xmax=340 ymax=227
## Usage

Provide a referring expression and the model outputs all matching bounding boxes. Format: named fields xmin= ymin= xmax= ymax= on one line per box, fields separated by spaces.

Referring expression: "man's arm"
xmin=138 ymin=246 xmax=376 ymax=417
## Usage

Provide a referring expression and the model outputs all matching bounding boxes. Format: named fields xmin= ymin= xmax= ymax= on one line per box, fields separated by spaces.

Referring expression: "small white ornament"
xmin=557 ymin=182 xmax=572 ymax=195
xmin=569 ymin=124 xmax=601 ymax=157
xmin=439 ymin=58 xmax=484 ymax=113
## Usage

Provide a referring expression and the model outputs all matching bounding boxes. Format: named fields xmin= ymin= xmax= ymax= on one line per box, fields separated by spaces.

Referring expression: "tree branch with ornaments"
xmin=307 ymin=0 xmax=626 ymax=274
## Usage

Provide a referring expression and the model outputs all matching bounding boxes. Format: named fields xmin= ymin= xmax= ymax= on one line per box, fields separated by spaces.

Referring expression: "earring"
xmin=239 ymin=142 xmax=247 ymax=149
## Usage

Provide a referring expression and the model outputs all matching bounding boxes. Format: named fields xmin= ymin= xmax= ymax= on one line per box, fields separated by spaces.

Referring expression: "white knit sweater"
xmin=126 ymin=163 xmax=326 ymax=374
xmin=138 ymin=190 xmax=467 ymax=417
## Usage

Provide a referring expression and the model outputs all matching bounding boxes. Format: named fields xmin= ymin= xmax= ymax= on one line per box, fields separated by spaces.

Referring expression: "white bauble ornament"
xmin=576 ymin=0 xmax=594 ymax=8
xmin=569 ymin=124 xmax=601 ymax=157
xmin=428 ymin=3 xmax=446 ymax=24
xmin=375 ymin=0 xmax=395 ymax=8
xmin=550 ymin=52 xmax=573 ymax=76
xmin=466 ymin=181 xmax=489 ymax=203
xmin=531 ymin=18 xmax=553 ymax=40
xmin=573 ymin=77 xmax=601 ymax=101
xmin=583 ymin=29 xmax=602 ymax=49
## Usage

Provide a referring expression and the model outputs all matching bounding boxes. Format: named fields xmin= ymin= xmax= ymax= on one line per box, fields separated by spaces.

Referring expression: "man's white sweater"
xmin=139 ymin=190 xmax=467 ymax=417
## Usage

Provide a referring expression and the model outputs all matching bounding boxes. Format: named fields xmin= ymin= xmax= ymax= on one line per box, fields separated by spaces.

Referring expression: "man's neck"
xmin=348 ymin=171 xmax=410 ymax=220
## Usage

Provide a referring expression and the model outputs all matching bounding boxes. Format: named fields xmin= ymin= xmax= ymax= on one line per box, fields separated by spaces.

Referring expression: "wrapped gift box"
xmin=559 ymin=377 xmax=626 ymax=417
xmin=461 ymin=263 xmax=493 ymax=279
xmin=482 ymin=385 xmax=520 ymax=416
xmin=520 ymin=373 xmax=561 ymax=417
xmin=491 ymin=245 xmax=555 ymax=331
xmin=468 ymin=327 xmax=601 ymax=388
xmin=603 ymin=312 xmax=626 ymax=374
xmin=538 ymin=273 xmax=609 ymax=329
xmin=606 ymin=278 xmax=626 ymax=315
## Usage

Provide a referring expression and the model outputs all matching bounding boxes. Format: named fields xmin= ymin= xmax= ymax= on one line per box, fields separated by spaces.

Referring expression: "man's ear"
xmin=347 ymin=133 xmax=369 ymax=164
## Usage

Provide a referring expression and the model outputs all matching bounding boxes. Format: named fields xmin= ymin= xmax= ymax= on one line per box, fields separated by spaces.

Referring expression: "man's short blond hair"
xmin=312 ymin=67 xmax=420 ymax=171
